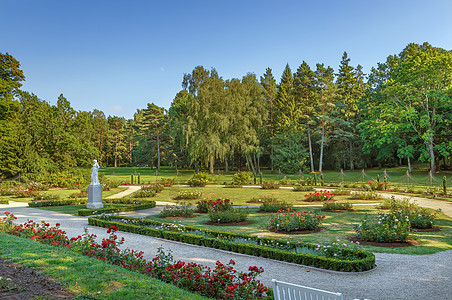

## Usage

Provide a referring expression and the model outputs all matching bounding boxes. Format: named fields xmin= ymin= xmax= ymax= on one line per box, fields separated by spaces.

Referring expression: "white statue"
xmin=91 ymin=159 xmax=100 ymax=185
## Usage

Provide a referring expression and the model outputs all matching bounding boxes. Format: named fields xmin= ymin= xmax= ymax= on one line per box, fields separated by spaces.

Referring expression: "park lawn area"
xmin=146 ymin=206 xmax=452 ymax=255
xmin=0 ymin=186 xmax=128 ymax=203
xmin=101 ymin=165 xmax=452 ymax=188
xmin=0 ymin=232 xmax=207 ymax=300
xmin=133 ymin=185 xmax=382 ymax=206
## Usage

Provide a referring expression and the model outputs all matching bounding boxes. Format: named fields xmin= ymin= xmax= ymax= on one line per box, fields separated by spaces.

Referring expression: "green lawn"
xmin=147 ymin=206 xmax=452 ymax=255
xmin=101 ymin=165 xmax=452 ymax=188
xmin=0 ymin=232 xmax=207 ymax=300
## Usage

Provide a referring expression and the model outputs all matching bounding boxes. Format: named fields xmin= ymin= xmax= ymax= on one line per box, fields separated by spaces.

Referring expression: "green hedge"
xmin=88 ymin=216 xmax=375 ymax=272
xmin=28 ymin=198 xmax=155 ymax=208
xmin=28 ymin=199 xmax=87 ymax=207
xmin=0 ymin=199 xmax=9 ymax=204
xmin=79 ymin=202 xmax=156 ymax=216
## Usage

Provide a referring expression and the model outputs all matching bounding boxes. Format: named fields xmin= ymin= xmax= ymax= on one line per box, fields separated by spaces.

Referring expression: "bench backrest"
xmin=272 ymin=279 xmax=344 ymax=300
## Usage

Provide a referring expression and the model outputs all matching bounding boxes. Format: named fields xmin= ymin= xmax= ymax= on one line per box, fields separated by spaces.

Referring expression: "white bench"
xmin=272 ymin=279 xmax=343 ymax=300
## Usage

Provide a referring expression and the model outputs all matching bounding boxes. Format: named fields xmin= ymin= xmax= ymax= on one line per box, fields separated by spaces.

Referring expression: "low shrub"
xmin=33 ymin=193 xmax=60 ymax=201
xmin=259 ymin=201 xmax=292 ymax=213
xmin=322 ymin=202 xmax=353 ymax=211
xmin=367 ymin=180 xmax=393 ymax=191
xmin=14 ymin=188 xmax=39 ymax=198
xmin=132 ymin=187 xmax=157 ymax=198
xmin=292 ymin=185 xmax=314 ymax=192
xmin=78 ymin=202 xmax=156 ymax=216
xmin=353 ymin=213 xmax=411 ymax=242
xmin=261 ymin=181 xmax=280 ymax=189
xmin=350 ymin=191 xmax=382 ymax=200
xmin=0 ymin=187 xmax=18 ymax=196
xmin=279 ymin=176 xmax=290 ymax=186
xmin=208 ymin=208 xmax=249 ymax=223
xmin=197 ymin=198 xmax=232 ymax=213
xmin=330 ymin=188 xmax=351 ymax=195
xmin=28 ymin=199 xmax=87 ymax=207
xmin=268 ymin=209 xmax=325 ymax=232
xmin=25 ymin=181 xmax=50 ymax=191
xmin=303 ymin=190 xmax=334 ymax=202
xmin=249 ymin=195 xmax=278 ymax=203
xmin=175 ymin=190 xmax=203 ymax=200
xmin=69 ymin=188 xmax=88 ymax=198
xmin=161 ymin=204 xmax=195 ymax=218
xmin=188 ymin=172 xmax=210 ymax=187
xmin=0 ymin=199 xmax=8 ymax=204
xmin=157 ymin=178 xmax=175 ymax=187
xmin=376 ymin=197 xmax=417 ymax=210
xmin=232 ymin=171 xmax=252 ymax=185
xmin=391 ymin=207 xmax=437 ymax=229
xmin=224 ymin=183 xmax=243 ymax=188
xmin=143 ymin=184 xmax=164 ymax=193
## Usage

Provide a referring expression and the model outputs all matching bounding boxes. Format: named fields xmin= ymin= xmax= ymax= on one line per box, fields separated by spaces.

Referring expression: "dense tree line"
xmin=0 ymin=42 xmax=451 ymax=178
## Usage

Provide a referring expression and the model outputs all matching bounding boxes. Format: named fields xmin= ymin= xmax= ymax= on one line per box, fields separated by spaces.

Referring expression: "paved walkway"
xmin=1 ymin=190 xmax=451 ymax=299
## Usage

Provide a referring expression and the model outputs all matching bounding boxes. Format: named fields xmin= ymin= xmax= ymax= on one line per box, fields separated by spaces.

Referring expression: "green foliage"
xmin=232 ymin=171 xmax=252 ymax=185
xmin=376 ymin=198 xmax=417 ymax=210
xmin=322 ymin=202 xmax=353 ymax=211
xmin=303 ymin=190 xmax=335 ymax=202
xmin=78 ymin=202 xmax=156 ymax=216
xmin=391 ymin=207 xmax=437 ymax=229
xmin=350 ymin=191 xmax=382 ymax=200
xmin=271 ymin=131 xmax=308 ymax=173
xmin=292 ymin=185 xmax=314 ymax=192
xmin=259 ymin=200 xmax=292 ymax=212
xmin=188 ymin=172 xmax=210 ymax=187
xmin=32 ymin=192 xmax=60 ymax=201
xmin=132 ymin=187 xmax=157 ymax=198
xmin=261 ymin=181 xmax=280 ymax=189
xmin=196 ymin=198 xmax=232 ymax=213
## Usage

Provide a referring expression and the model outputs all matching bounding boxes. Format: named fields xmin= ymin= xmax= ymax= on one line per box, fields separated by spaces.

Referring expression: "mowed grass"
xmin=147 ymin=206 xmax=452 ymax=255
xmin=101 ymin=165 xmax=452 ymax=187
xmin=0 ymin=232 xmax=207 ymax=300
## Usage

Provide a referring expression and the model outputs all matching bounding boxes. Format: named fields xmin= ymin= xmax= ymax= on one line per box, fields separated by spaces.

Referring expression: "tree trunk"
xmin=407 ymin=156 xmax=412 ymax=173
xmin=157 ymin=129 xmax=161 ymax=171
xmin=427 ymin=135 xmax=435 ymax=174
xmin=308 ymin=130 xmax=314 ymax=172
xmin=349 ymin=140 xmax=354 ymax=170
xmin=319 ymin=135 xmax=324 ymax=173
xmin=209 ymin=156 xmax=214 ymax=175
xmin=225 ymin=158 xmax=229 ymax=173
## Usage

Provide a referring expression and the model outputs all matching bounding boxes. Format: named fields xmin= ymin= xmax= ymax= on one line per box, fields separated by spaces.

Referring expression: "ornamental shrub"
xmin=188 ymin=172 xmax=210 ymax=187
xmin=132 ymin=186 xmax=157 ymax=198
xmin=391 ymin=207 xmax=437 ymax=229
xmin=33 ymin=193 xmax=60 ymax=201
xmin=157 ymin=178 xmax=175 ymax=187
xmin=367 ymin=180 xmax=392 ymax=191
xmin=232 ymin=172 xmax=252 ymax=185
xmin=175 ymin=190 xmax=203 ymax=200
xmin=353 ymin=213 xmax=411 ymax=242
xmin=14 ymin=188 xmax=39 ymax=198
xmin=330 ymin=188 xmax=351 ymax=195
xmin=143 ymin=183 xmax=164 ymax=193
xmin=268 ymin=209 xmax=325 ymax=232
xmin=197 ymin=198 xmax=232 ymax=213
xmin=259 ymin=200 xmax=292 ymax=213
xmin=376 ymin=197 xmax=417 ymax=210
xmin=350 ymin=191 xmax=382 ymax=200
xmin=292 ymin=185 xmax=314 ymax=192
xmin=161 ymin=204 xmax=195 ymax=218
xmin=303 ymin=190 xmax=334 ymax=202
xmin=322 ymin=202 xmax=353 ymax=211
xmin=261 ymin=181 xmax=280 ymax=189
xmin=249 ymin=195 xmax=278 ymax=203
xmin=208 ymin=208 xmax=249 ymax=223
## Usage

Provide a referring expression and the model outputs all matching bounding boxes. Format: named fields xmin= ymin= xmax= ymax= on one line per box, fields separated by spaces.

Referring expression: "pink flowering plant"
xmin=268 ymin=209 xmax=325 ymax=232
xmin=303 ymin=190 xmax=335 ymax=202
xmin=196 ymin=198 xmax=232 ymax=213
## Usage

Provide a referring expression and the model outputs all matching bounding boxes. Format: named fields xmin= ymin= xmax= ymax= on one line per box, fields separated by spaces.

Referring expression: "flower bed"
xmin=161 ymin=204 xmax=195 ymax=218
xmin=350 ymin=191 xmax=382 ymax=200
xmin=188 ymin=173 xmax=210 ymax=187
xmin=248 ymin=195 xmax=277 ymax=203
xmin=78 ymin=202 xmax=156 ymax=216
xmin=353 ymin=213 xmax=411 ymax=242
xmin=259 ymin=201 xmax=292 ymax=213
xmin=88 ymin=215 xmax=376 ymax=272
xmin=157 ymin=178 xmax=175 ymax=187
xmin=208 ymin=208 xmax=249 ymax=223
xmin=303 ymin=190 xmax=335 ymax=202
xmin=175 ymin=190 xmax=203 ymax=200
xmin=132 ymin=187 xmax=157 ymax=198
xmin=196 ymin=198 xmax=232 ymax=213
xmin=261 ymin=181 xmax=280 ymax=189
xmin=33 ymin=193 xmax=60 ymax=201
xmin=268 ymin=209 xmax=325 ymax=232
xmin=292 ymin=185 xmax=314 ymax=192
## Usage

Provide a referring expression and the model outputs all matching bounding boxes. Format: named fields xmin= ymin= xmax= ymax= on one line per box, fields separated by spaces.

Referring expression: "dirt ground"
xmin=0 ymin=258 xmax=75 ymax=300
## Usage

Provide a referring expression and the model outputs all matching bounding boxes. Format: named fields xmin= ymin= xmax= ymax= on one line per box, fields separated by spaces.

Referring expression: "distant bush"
xmin=351 ymin=191 xmax=382 ymax=200
xmin=157 ymin=178 xmax=175 ymax=187
xmin=174 ymin=190 xmax=202 ymax=200
xmin=322 ymin=202 xmax=353 ymax=211
xmin=259 ymin=200 xmax=292 ymax=212
xmin=232 ymin=172 xmax=252 ymax=185
xmin=208 ymin=208 xmax=248 ymax=223
xmin=33 ymin=193 xmax=60 ymax=201
xmin=188 ymin=172 xmax=210 ymax=187
xmin=292 ymin=185 xmax=314 ymax=192
xmin=354 ymin=213 xmax=411 ymax=242
xmin=303 ymin=190 xmax=334 ymax=202
xmin=261 ymin=181 xmax=280 ymax=189
xmin=160 ymin=204 xmax=195 ymax=218
xmin=196 ymin=198 xmax=232 ymax=213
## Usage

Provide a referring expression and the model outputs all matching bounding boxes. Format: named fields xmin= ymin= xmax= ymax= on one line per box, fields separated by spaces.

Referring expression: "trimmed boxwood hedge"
xmin=0 ymin=199 xmax=8 ymax=204
xmin=88 ymin=216 xmax=375 ymax=272
xmin=28 ymin=198 xmax=155 ymax=208
xmin=78 ymin=202 xmax=156 ymax=216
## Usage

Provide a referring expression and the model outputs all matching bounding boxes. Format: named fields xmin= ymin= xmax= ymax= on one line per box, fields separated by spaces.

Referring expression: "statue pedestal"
xmin=87 ymin=184 xmax=103 ymax=209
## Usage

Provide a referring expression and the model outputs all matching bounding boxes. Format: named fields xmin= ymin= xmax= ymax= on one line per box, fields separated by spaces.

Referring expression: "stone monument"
xmin=87 ymin=159 xmax=103 ymax=209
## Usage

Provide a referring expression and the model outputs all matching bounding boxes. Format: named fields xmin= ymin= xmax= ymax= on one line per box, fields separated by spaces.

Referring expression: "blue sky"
xmin=2 ymin=0 xmax=451 ymax=119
